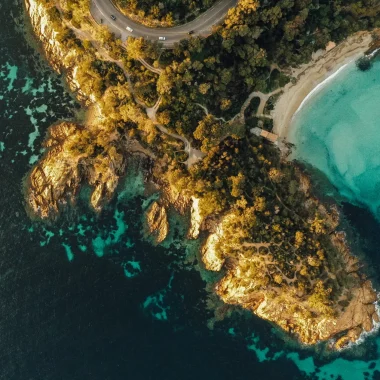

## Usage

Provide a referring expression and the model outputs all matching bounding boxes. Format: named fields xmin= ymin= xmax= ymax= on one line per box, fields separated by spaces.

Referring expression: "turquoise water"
xmin=289 ymin=58 xmax=380 ymax=218
xmin=4 ymin=0 xmax=380 ymax=377
xmin=287 ymin=57 xmax=380 ymax=378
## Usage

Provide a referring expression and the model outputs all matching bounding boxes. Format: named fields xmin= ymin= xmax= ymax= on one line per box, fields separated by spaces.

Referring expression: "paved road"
xmin=90 ymin=0 xmax=238 ymax=47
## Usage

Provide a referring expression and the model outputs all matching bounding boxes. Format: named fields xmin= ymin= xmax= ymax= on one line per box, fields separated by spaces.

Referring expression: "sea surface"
xmin=2 ymin=1 xmax=380 ymax=379
xmin=289 ymin=55 xmax=380 ymax=378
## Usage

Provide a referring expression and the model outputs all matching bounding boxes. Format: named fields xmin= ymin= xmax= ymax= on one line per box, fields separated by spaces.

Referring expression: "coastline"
xmin=23 ymin=0 xmax=380 ymax=350
xmin=272 ymin=31 xmax=374 ymax=140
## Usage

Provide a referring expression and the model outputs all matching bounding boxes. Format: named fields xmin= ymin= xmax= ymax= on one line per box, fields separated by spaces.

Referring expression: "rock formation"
xmin=27 ymin=123 xmax=81 ymax=218
xmin=25 ymin=0 xmax=380 ymax=351
xmin=26 ymin=122 xmax=125 ymax=219
xmin=25 ymin=0 xmax=95 ymax=103
xmin=187 ymin=196 xmax=202 ymax=240
xmin=143 ymin=201 xmax=169 ymax=245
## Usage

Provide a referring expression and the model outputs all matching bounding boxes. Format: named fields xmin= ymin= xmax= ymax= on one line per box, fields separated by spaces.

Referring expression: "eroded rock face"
xmin=26 ymin=0 xmax=66 ymax=71
xmin=27 ymin=123 xmax=81 ymax=219
xmin=26 ymin=122 xmax=125 ymax=219
xmin=201 ymin=213 xmax=237 ymax=272
xmin=143 ymin=201 xmax=169 ymax=245
xmin=25 ymin=0 xmax=94 ymax=103
xmin=217 ymin=269 xmax=378 ymax=348
xmin=210 ymin=220 xmax=379 ymax=349
xmin=187 ymin=196 xmax=202 ymax=239
xmin=160 ymin=184 xmax=191 ymax=215
xmin=202 ymin=231 xmax=225 ymax=272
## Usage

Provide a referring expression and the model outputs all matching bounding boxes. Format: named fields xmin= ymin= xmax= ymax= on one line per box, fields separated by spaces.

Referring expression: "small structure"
xmin=251 ymin=127 xmax=278 ymax=143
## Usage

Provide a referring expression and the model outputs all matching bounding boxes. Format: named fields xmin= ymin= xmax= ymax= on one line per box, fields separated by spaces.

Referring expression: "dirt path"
xmin=147 ymin=97 xmax=205 ymax=167
xmin=63 ymin=19 xmax=204 ymax=167
xmin=138 ymin=57 xmax=162 ymax=74
xmin=195 ymin=87 xmax=283 ymax=127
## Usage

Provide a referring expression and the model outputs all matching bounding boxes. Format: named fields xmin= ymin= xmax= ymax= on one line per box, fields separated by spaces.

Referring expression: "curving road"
xmin=90 ymin=0 xmax=238 ymax=47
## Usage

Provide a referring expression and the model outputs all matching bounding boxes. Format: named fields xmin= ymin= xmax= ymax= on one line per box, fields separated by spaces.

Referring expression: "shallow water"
xmin=2 ymin=1 xmax=380 ymax=379
xmin=289 ymin=58 xmax=380 ymax=218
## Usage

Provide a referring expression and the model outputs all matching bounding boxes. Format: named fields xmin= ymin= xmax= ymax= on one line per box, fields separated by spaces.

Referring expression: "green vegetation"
xmin=30 ymin=0 xmax=380 ymax=332
xmin=166 ymin=136 xmax=342 ymax=300
xmin=115 ymin=0 xmax=217 ymax=27
xmin=154 ymin=0 xmax=380 ymax=138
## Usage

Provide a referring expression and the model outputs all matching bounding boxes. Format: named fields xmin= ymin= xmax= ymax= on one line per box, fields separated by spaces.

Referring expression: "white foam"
xmin=294 ymin=62 xmax=352 ymax=115
xmin=339 ymin=297 xmax=380 ymax=351
xmin=367 ymin=47 xmax=380 ymax=59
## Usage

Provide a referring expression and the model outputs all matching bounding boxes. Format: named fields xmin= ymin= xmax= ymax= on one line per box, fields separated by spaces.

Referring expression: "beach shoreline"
xmin=272 ymin=31 xmax=375 ymax=141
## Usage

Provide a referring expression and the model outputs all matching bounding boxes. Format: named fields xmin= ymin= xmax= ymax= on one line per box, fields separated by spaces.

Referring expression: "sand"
xmin=272 ymin=31 xmax=374 ymax=140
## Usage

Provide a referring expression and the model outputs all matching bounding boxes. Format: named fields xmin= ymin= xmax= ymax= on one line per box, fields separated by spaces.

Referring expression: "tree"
xmin=229 ymin=173 xmax=246 ymax=198
xmin=126 ymin=37 xmax=143 ymax=59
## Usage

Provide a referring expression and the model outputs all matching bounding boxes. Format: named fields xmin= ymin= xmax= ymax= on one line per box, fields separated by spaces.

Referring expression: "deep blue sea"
xmin=2 ymin=1 xmax=380 ymax=379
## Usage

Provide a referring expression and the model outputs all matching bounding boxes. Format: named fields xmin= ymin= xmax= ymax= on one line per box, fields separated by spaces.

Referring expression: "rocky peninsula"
xmin=24 ymin=0 xmax=380 ymax=350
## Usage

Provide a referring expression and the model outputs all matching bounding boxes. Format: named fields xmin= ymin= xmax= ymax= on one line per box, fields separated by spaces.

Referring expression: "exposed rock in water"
xmin=26 ymin=123 xmax=81 ymax=219
xmin=25 ymin=0 xmax=380 ymax=351
xmin=25 ymin=0 xmax=95 ymax=103
xmin=187 ymin=196 xmax=202 ymax=239
xmin=143 ymin=201 xmax=169 ymax=245
xmin=26 ymin=122 xmax=125 ymax=219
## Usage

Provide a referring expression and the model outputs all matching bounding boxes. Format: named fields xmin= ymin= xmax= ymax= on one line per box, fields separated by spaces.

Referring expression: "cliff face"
xmin=25 ymin=0 xmax=94 ymax=103
xmin=143 ymin=201 xmax=169 ymax=245
xmin=187 ymin=196 xmax=202 ymax=240
xmin=26 ymin=122 xmax=125 ymax=218
xmin=27 ymin=123 xmax=81 ymax=218
xmin=207 ymin=207 xmax=379 ymax=349
xmin=216 ymin=266 xmax=378 ymax=347
xmin=26 ymin=0 xmax=66 ymax=71
xmin=25 ymin=0 xmax=379 ymax=350
xmin=201 ymin=213 xmax=237 ymax=271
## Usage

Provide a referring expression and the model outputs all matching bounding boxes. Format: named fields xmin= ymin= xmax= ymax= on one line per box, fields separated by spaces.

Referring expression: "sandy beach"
xmin=273 ymin=31 xmax=375 ymax=140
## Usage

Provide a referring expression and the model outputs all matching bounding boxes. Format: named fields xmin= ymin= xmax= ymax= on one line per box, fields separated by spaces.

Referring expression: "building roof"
xmin=251 ymin=127 xmax=278 ymax=143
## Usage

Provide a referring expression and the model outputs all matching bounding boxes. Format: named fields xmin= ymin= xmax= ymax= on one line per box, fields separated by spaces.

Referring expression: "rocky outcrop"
xmin=202 ymin=232 xmax=225 ymax=271
xmin=210 ymin=213 xmax=379 ymax=349
xmin=201 ymin=213 xmax=237 ymax=271
xmin=216 ymin=261 xmax=378 ymax=349
xmin=25 ymin=0 xmax=94 ymax=103
xmin=160 ymin=184 xmax=191 ymax=215
xmin=25 ymin=0 xmax=127 ymax=218
xmin=143 ymin=201 xmax=169 ymax=245
xmin=25 ymin=0 xmax=67 ymax=71
xmin=187 ymin=196 xmax=202 ymax=239
xmin=27 ymin=123 xmax=82 ymax=218
xmin=26 ymin=122 xmax=125 ymax=219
